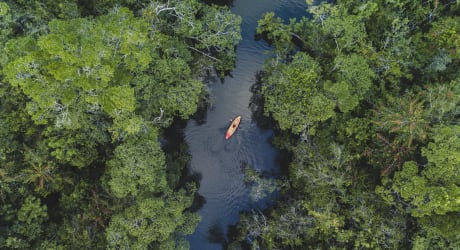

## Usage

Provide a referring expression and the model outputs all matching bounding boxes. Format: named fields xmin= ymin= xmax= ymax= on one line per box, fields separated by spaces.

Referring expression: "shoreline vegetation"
xmin=231 ymin=0 xmax=460 ymax=249
xmin=0 ymin=0 xmax=240 ymax=249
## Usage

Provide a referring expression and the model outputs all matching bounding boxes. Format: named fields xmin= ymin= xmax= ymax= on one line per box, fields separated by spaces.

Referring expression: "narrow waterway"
xmin=186 ymin=1 xmax=307 ymax=249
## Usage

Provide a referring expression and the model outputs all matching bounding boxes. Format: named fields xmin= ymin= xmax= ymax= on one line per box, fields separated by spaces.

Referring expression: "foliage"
xmin=142 ymin=0 xmax=242 ymax=76
xmin=379 ymin=125 xmax=460 ymax=217
xmin=0 ymin=196 xmax=49 ymax=249
xmin=106 ymin=192 xmax=199 ymax=250
xmin=107 ymin=126 xmax=167 ymax=198
xmin=233 ymin=0 xmax=460 ymax=249
xmin=243 ymin=166 xmax=279 ymax=202
xmin=236 ymin=143 xmax=406 ymax=249
xmin=262 ymin=52 xmax=335 ymax=134
xmin=0 ymin=0 xmax=241 ymax=249
xmin=3 ymin=9 xmax=144 ymax=124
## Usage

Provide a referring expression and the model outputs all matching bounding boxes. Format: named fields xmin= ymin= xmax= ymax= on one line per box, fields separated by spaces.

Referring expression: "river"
xmin=185 ymin=1 xmax=307 ymax=249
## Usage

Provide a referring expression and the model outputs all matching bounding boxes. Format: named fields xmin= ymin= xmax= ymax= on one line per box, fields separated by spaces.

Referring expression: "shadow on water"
xmin=208 ymin=224 xmax=227 ymax=244
xmin=192 ymin=74 xmax=226 ymax=125
xmin=188 ymin=191 xmax=207 ymax=213
xmin=161 ymin=119 xmax=208 ymax=210
xmin=184 ymin=171 xmax=207 ymax=213
xmin=191 ymin=104 xmax=208 ymax=126
xmin=160 ymin=118 xmax=188 ymax=152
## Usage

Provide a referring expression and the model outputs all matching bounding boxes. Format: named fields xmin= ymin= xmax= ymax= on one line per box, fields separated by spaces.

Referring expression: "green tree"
xmin=256 ymin=12 xmax=297 ymax=55
xmin=309 ymin=3 xmax=368 ymax=54
xmin=234 ymin=0 xmax=460 ymax=249
xmin=21 ymin=149 xmax=56 ymax=192
xmin=424 ymin=79 xmax=460 ymax=124
xmin=377 ymin=124 xmax=460 ymax=248
xmin=106 ymin=125 xmax=167 ymax=198
xmin=325 ymin=53 xmax=375 ymax=112
xmin=262 ymin=52 xmax=335 ymax=134
xmin=0 ymin=0 xmax=79 ymax=39
xmin=428 ymin=16 xmax=460 ymax=61
xmin=54 ymin=181 xmax=113 ymax=249
xmin=370 ymin=79 xmax=460 ymax=173
xmin=413 ymin=213 xmax=460 ymax=249
xmin=379 ymin=125 xmax=460 ymax=217
xmin=2 ymin=8 xmax=147 ymax=169
xmin=236 ymin=142 xmax=406 ymax=249
xmin=371 ymin=92 xmax=429 ymax=172
xmin=1 ymin=1 xmax=242 ymax=248
xmin=1 ymin=196 xmax=48 ymax=249
xmin=106 ymin=192 xmax=199 ymax=250
xmin=3 ymin=8 xmax=144 ymax=124
xmin=143 ymin=0 xmax=242 ymax=75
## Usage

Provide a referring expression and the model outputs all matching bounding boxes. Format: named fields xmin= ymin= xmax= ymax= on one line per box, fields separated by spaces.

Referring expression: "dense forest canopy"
xmin=230 ymin=0 xmax=460 ymax=249
xmin=1 ymin=0 xmax=460 ymax=249
xmin=0 ymin=0 xmax=240 ymax=249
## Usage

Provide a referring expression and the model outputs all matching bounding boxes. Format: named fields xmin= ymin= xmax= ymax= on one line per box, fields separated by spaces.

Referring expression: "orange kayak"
xmin=225 ymin=115 xmax=241 ymax=140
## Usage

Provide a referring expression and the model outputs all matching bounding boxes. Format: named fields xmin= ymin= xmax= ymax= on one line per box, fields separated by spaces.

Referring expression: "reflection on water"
xmin=186 ymin=0 xmax=307 ymax=249
xmin=207 ymin=224 xmax=226 ymax=244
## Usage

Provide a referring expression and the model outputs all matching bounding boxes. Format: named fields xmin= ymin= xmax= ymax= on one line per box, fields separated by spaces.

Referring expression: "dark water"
xmin=186 ymin=1 xmax=307 ymax=249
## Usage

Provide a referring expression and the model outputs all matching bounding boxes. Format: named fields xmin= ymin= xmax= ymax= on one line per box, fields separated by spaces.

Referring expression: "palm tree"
xmin=22 ymin=161 xmax=55 ymax=190
xmin=21 ymin=144 xmax=57 ymax=191
xmin=373 ymin=93 xmax=430 ymax=150
xmin=371 ymin=92 xmax=430 ymax=175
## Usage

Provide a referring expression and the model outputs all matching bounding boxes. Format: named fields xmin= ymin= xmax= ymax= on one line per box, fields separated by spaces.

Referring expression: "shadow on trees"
xmin=249 ymin=71 xmax=277 ymax=130
xmin=201 ymin=0 xmax=234 ymax=7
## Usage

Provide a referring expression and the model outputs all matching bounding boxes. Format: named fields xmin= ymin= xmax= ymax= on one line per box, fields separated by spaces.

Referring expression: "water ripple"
xmin=187 ymin=1 xmax=307 ymax=249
